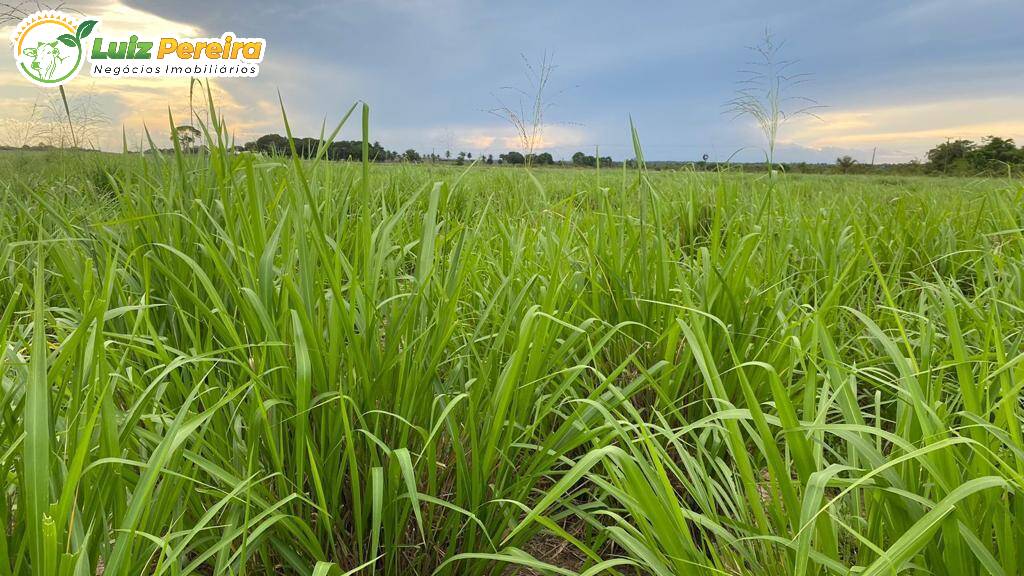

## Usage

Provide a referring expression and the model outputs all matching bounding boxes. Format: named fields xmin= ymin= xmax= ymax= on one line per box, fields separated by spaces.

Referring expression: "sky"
xmin=2 ymin=0 xmax=1023 ymax=162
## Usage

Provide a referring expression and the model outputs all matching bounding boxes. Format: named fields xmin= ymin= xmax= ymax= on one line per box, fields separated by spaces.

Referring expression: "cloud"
xmin=87 ymin=0 xmax=201 ymax=36
xmin=783 ymin=96 xmax=1024 ymax=161
xmin=2 ymin=1 xmax=1022 ymax=159
xmin=456 ymin=124 xmax=588 ymax=153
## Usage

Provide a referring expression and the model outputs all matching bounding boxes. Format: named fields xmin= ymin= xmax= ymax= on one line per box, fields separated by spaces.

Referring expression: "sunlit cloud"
xmin=447 ymin=125 xmax=588 ymax=153
xmin=783 ymin=96 xmax=1024 ymax=161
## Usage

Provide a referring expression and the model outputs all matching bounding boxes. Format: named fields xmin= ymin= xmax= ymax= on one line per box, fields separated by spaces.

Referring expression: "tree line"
xmin=830 ymin=136 xmax=1023 ymax=176
xmin=230 ymin=132 xmax=1024 ymax=176
xmin=242 ymin=134 xmax=402 ymax=162
xmin=924 ymin=136 xmax=1022 ymax=175
xmin=239 ymin=133 xmax=617 ymax=167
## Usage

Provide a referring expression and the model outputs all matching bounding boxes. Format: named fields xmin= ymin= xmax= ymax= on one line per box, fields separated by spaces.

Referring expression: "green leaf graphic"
xmin=57 ymin=34 xmax=78 ymax=48
xmin=77 ymin=20 xmax=97 ymax=39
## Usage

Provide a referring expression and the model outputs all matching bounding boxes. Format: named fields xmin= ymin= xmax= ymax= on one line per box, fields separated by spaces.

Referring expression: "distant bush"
xmin=926 ymin=136 xmax=1023 ymax=175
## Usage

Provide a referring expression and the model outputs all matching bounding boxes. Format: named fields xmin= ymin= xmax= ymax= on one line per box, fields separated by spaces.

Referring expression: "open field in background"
xmin=1 ymin=117 xmax=1023 ymax=576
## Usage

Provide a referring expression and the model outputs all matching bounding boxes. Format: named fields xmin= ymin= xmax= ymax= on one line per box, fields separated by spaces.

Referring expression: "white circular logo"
xmin=11 ymin=11 xmax=97 ymax=87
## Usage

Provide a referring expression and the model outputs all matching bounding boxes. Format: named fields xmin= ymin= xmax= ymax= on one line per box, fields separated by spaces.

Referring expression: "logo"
xmin=11 ymin=11 xmax=96 ymax=86
xmin=11 ymin=10 xmax=265 ymax=86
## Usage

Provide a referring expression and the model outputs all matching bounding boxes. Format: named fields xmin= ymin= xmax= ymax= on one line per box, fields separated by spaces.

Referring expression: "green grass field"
xmin=2 ymin=118 xmax=1023 ymax=576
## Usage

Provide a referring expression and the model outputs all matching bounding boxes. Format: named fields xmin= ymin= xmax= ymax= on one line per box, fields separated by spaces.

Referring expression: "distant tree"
xmin=533 ymin=152 xmax=554 ymax=165
xmin=456 ymin=151 xmax=466 ymax=165
xmin=486 ymin=154 xmax=494 ymax=165
xmin=971 ymin=136 xmax=1020 ymax=172
xmin=445 ymin=150 xmax=451 ymax=159
xmin=467 ymin=152 xmax=473 ymax=159
xmin=500 ymin=151 xmax=526 ymax=165
xmin=571 ymin=151 xmax=600 ymax=167
xmin=252 ymin=133 xmax=289 ymax=155
xmin=239 ymin=134 xmax=400 ymax=161
xmin=836 ymin=155 xmax=857 ymax=173
xmin=327 ymin=140 xmax=364 ymax=160
xmin=926 ymin=139 xmax=975 ymax=173
xmin=172 ymin=125 xmax=201 ymax=150
xmin=403 ymin=149 xmax=421 ymax=162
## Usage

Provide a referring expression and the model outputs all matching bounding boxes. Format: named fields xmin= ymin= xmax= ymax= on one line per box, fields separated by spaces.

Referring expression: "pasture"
xmin=1 ymin=133 xmax=1023 ymax=576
